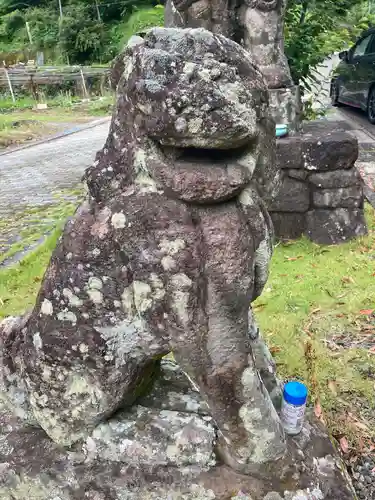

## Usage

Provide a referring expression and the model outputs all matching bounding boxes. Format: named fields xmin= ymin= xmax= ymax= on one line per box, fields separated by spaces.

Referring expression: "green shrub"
xmin=118 ymin=5 xmax=164 ymax=49
xmin=285 ymin=0 xmax=375 ymax=87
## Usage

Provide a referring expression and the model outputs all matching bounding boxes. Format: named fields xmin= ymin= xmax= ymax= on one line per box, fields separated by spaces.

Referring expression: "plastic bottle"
xmin=280 ymin=381 xmax=308 ymax=435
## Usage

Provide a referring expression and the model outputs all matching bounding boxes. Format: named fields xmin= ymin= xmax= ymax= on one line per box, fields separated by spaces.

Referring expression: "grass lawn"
xmin=257 ymin=204 xmax=375 ymax=454
xmin=0 ymin=202 xmax=374 ymax=456
xmin=0 ymin=186 xmax=83 ymax=267
xmin=0 ymin=95 xmax=113 ymax=148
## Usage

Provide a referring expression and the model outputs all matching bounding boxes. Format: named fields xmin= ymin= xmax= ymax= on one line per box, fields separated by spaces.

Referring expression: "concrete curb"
xmin=0 ymin=116 xmax=110 ymax=157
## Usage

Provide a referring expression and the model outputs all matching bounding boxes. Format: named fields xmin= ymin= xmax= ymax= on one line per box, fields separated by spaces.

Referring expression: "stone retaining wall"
xmin=270 ymin=122 xmax=367 ymax=244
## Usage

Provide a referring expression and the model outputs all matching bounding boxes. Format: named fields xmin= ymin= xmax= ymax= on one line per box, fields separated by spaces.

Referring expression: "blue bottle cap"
xmin=275 ymin=124 xmax=288 ymax=138
xmin=283 ymin=381 xmax=308 ymax=406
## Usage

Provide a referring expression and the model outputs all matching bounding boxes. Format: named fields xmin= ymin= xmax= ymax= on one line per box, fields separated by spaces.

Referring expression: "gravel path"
xmin=352 ymin=457 xmax=375 ymax=499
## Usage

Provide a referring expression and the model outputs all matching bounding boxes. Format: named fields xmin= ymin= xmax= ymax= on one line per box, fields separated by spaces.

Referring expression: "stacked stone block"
xmin=270 ymin=124 xmax=367 ymax=244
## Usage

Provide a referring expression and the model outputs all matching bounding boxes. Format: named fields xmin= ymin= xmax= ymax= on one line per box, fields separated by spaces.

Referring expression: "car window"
xmin=366 ymin=35 xmax=375 ymax=55
xmin=353 ymin=35 xmax=373 ymax=58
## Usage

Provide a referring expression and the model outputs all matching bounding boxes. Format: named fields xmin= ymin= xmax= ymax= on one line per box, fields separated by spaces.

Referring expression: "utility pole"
xmin=25 ymin=21 xmax=33 ymax=44
xmin=58 ymin=0 xmax=63 ymax=20
xmin=94 ymin=0 xmax=102 ymax=22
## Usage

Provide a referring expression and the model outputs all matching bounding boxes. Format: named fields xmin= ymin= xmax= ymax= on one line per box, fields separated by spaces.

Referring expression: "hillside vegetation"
xmin=0 ymin=0 xmax=374 ymax=88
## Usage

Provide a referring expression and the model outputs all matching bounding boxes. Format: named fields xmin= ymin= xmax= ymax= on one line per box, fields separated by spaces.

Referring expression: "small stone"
xmin=111 ymin=212 xmax=127 ymax=229
xmin=40 ymin=298 xmax=53 ymax=316
xmin=263 ymin=493 xmax=283 ymax=500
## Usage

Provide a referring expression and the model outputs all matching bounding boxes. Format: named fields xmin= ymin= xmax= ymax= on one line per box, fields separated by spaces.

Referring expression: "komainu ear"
xmin=110 ymin=35 xmax=145 ymax=92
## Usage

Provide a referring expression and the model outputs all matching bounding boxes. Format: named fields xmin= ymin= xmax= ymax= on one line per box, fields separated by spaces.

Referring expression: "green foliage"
xmin=1 ymin=0 xmax=373 ymax=83
xmin=285 ymin=0 xmax=375 ymax=86
xmin=100 ymin=5 xmax=164 ymax=61
xmin=25 ymin=7 xmax=59 ymax=50
xmin=58 ymin=4 xmax=108 ymax=64
xmin=117 ymin=4 xmax=164 ymax=48
xmin=0 ymin=0 xmax=164 ymax=64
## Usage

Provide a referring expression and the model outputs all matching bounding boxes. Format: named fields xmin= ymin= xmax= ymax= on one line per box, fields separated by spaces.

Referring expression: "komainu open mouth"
xmin=148 ymin=141 xmax=257 ymax=204
xmin=167 ymin=144 xmax=251 ymax=166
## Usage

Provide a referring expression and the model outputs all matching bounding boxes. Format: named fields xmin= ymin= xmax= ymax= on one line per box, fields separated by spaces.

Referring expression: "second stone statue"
xmin=165 ymin=0 xmax=293 ymax=89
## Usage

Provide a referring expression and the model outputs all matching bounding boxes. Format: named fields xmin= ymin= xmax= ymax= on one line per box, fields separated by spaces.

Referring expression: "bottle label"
xmin=281 ymin=400 xmax=305 ymax=432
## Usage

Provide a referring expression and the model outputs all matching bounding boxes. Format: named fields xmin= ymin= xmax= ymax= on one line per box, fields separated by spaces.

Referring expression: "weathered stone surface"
xmin=277 ymin=129 xmax=359 ymax=173
xmin=165 ymin=0 xmax=292 ymax=90
xmin=306 ymin=209 xmax=367 ymax=245
xmin=276 ymin=136 xmax=303 ymax=170
xmin=312 ymin=186 xmax=363 ymax=209
xmin=0 ymin=26 xmax=357 ymax=500
xmin=0 ymin=367 xmax=356 ymax=499
xmin=308 ymin=168 xmax=361 ymax=189
xmin=238 ymin=0 xmax=293 ymax=89
xmin=0 ymin=355 xmax=356 ymax=499
xmin=302 ymin=132 xmax=358 ymax=171
xmin=302 ymin=119 xmax=354 ymax=135
xmin=150 ymin=155 xmax=254 ymax=203
xmin=0 ymin=27 xmax=286 ymax=475
xmin=268 ymin=87 xmax=301 ymax=131
xmin=164 ymin=0 xmax=363 ymax=244
xmin=138 ymin=359 xmax=210 ymax=414
xmin=164 ymin=0 xmax=300 ymax=129
xmin=88 ymin=405 xmax=216 ymax=468
xmin=287 ymin=169 xmax=308 ymax=181
xmin=0 ymin=314 xmax=37 ymax=429
xmin=270 ymin=212 xmax=306 ymax=240
xmin=164 ymin=0 xmax=237 ymax=39
xmin=269 ymin=176 xmax=309 ymax=213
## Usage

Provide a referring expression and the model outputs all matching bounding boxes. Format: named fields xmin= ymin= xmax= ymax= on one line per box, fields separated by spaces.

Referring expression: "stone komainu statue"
xmin=1 ymin=28 xmax=286 ymax=473
xmin=164 ymin=0 xmax=293 ymax=89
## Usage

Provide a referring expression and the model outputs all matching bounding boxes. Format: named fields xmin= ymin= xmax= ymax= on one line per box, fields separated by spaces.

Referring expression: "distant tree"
xmin=2 ymin=0 xmax=372 ymax=70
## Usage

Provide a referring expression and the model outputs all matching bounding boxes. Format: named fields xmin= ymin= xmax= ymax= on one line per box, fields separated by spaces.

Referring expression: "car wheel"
xmin=331 ymin=81 xmax=342 ymax=107
xmin=367 ymin=86 xmax=375 ymax=124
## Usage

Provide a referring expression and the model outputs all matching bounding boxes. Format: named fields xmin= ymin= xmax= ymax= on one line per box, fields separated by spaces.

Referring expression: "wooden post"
xmin=3 ymin=65 xmax=15 ymax=103
xmin=80 ymin=67 xmax=88 ymax=98
xmin=99 ymin=73 xmax=105 ymax=96
xmin=29 ymin=73 xmax=38 ymax=102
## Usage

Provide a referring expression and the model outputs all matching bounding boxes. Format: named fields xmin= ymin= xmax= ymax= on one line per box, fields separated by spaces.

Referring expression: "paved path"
xmin=0 ymin=120 xmax=110 ymax=215
xmin=0 ymin=120 xmax=110 ymax=267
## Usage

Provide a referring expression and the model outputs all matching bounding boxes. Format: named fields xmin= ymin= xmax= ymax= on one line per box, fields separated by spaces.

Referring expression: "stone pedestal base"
xmin=268 ymin=86 xmax=301 ymax=133
xmin=0 ymin=360 xmax=355 ymax=500
xmin=270 ymin=121 xmax=367 ymax=244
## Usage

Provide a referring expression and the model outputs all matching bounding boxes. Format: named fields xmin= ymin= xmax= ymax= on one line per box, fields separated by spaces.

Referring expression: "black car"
xmin=331 ymin=27 xmax=375 ymax=123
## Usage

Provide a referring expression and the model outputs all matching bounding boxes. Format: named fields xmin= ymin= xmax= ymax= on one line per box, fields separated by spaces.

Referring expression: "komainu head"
xmin=88 ymin=28 xmax=278 ymax=204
